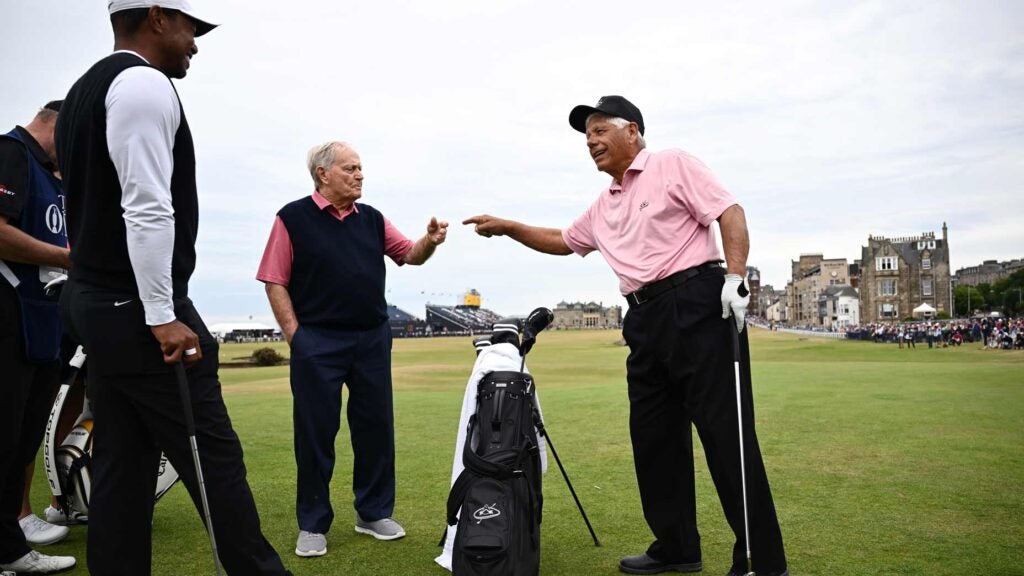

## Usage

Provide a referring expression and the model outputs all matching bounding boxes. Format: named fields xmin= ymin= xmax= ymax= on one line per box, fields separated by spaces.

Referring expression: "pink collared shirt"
xmin=562 ymin=149 xmax=737 ymax=295
xmin=256 ymin=190 xmax=414 ymax=286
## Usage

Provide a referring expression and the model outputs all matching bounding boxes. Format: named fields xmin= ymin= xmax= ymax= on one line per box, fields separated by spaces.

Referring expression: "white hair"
xmin=586 ymin=113 xmax=646 ymax=149
xmin=306 ymin=141 xmax=351 ymax=189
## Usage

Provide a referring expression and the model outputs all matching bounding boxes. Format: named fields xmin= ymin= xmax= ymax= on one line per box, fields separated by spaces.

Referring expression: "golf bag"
xmin=446 ymin=370 xmax=543 ymax=576
xmin=50 ymin=417 xmax=179 ymax=516
xmin=43 ymin=345 xmax=180 ymax=517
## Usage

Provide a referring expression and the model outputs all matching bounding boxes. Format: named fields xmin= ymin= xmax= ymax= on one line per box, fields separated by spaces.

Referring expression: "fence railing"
xmin=751 ymin=323 xmax=848 ymax=340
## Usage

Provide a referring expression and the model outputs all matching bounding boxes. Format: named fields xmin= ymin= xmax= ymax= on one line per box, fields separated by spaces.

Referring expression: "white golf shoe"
xmin=43 ymin=505 xmax=87 ymax=525
xmin=0 ymin=550 xmax=76 ymax=574
xmin=19 ymin=515 xmax=70 ymax=546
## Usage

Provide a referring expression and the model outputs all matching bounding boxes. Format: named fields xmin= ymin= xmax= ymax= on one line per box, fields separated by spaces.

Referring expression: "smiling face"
xmin=156 ymin=9 xmax=198 ymax=79
xmin=585 ymin=115 xmax=640 ymax=182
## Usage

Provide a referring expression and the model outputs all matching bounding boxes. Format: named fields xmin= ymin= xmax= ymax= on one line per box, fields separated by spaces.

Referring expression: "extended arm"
xmin=462 ymin=215 xmax=572 ymax=256
xmin=402 ymin=216 xmax=448 ymax=265
xmin=265 ymin=282 xmax=298 ymax=344
xmin=0 ymin=215 xmax=71 ymax=268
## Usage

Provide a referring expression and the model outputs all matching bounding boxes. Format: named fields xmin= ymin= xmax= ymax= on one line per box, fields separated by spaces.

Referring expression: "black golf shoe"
xmin=619 ymin=553 xmax=702 ymax=574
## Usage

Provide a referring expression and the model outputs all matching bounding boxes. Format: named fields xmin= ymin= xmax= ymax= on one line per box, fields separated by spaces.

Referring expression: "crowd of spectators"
xmin=845 ymin=318 xmax=1024 ymax=350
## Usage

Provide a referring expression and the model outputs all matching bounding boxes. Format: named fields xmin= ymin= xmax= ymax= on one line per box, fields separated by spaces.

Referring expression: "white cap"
xmin=107 ymin=0 xmax=218 ymax=36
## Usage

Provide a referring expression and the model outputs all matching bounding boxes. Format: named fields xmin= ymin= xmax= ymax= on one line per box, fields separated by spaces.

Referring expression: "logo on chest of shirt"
xmin=0 ymin=184 xmax=14 ymax=197
xmin=45 ymin=203 xmax=65 ymax=235
xmin=639 ymin=200 xmax=649 ymax=211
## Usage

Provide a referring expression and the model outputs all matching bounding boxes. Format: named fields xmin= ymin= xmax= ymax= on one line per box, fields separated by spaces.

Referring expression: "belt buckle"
xmin=630 ymin=288 xmax=647 ymax=306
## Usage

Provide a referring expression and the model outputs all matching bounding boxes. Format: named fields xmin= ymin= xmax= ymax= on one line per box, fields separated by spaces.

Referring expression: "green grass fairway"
xmin=31 ymin=329 xmax=1023 ymax=575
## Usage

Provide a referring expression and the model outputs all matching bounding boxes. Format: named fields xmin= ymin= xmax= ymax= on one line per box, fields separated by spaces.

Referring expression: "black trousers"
xmin=61 ymin=280 xmax=289 ymax=576
xmin=622 ymin=267 xmax=787 ymax=573
xmin=0 ymin=284 xmax=60 ymax=563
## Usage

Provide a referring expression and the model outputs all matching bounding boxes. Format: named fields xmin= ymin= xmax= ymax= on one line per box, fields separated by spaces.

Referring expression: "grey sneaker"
xmin=354 ymin=515 xmax=406 ymax=540
xmin=0 ymin=550 xmax=76 ymax=573
xmin=295 ymin=530 xmax=327 ymax=557
xmin=19 ymin=514 xmax=70 ymax=546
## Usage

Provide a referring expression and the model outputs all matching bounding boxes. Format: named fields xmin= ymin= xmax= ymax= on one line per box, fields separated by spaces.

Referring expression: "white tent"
xmin=912 ymin=303 xmax=937 ymax=317
xmin=207 ymin=322 xmax=278 ymax=340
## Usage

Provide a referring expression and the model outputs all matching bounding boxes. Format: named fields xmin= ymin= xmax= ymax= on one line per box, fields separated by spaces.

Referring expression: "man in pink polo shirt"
xmin=257 ymin=140 xmax=447 ymax=559
xmin=464 ymin=96 xmax=788 ymax=576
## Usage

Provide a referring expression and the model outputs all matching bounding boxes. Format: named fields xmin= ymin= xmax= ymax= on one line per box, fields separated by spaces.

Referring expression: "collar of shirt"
xmin=14 ymin=126 xmax=56 ymax=173
xmin=113 ymin=49 xmax=149 ymax=63
xmin=607 ymin=149 xmax=652 ymax=195
xmin=312 ymin=189 xmax=358 ymax=221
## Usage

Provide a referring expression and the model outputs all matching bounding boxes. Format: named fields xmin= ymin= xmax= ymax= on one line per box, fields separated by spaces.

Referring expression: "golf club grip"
xmin=173 ymin=361 xmax=197 ymax=437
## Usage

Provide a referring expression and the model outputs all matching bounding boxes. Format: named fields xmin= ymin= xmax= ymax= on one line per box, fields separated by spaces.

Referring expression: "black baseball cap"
xmin=569 ymin=95 xmax=645 ymax=136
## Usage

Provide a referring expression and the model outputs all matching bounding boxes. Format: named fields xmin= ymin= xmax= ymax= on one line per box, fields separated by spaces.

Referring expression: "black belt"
xmin=624 ymin=262 xmax=723 ymax=308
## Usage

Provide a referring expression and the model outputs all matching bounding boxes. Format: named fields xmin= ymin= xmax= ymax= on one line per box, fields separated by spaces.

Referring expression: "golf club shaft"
xmin=532 ymin=409 xmax=601 ymax=547
xmin=730 ymin=321 xmax=754 ymax=575
xmin=174 ymin=361 xmax=223 ymax=576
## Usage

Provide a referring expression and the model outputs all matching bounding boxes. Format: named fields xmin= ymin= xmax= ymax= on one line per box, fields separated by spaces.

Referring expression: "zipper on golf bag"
xmin=446 ymin=371 xmax=543 ymax=576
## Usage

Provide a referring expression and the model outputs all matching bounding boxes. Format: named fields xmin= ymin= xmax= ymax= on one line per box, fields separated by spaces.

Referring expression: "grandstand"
xmin=425 ymin=289 xmax=503 ymax=333
xmin=388 ymin=304 xmax=429 ymax=337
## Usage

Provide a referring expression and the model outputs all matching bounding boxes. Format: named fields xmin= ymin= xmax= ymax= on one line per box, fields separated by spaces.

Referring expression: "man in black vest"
xmin=0 ymin=102 xmax=77 ymax=574
xmin=55 ymin=2 xmax=291 ymax=574
xmin=257 ymin=141 xmax=448 ymax=558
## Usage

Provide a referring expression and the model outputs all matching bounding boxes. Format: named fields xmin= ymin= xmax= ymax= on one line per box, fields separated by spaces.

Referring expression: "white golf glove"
xmin=721 ymin=274 xmax=750 ymax=332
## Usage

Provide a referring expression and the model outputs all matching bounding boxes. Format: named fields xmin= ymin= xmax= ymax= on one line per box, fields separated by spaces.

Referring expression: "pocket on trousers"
xmin=79 ymin=296 xmax=166 ymax=377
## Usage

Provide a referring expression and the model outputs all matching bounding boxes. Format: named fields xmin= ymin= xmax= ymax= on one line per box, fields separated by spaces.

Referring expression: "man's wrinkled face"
xmin=319 ymin=147 xmax=363 ymax=204
xmin=585 ymin=116 xmax=636 ymax=176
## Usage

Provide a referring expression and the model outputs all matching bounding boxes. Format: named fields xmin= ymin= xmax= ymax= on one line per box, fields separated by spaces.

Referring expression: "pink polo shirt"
xmin=562 ymin=149 xmax=737 ymax=295
xmin=256 ymin=191 xmax=415 ymax=286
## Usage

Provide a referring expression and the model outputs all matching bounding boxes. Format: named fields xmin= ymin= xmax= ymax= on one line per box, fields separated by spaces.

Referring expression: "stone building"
xmin=859 ymin=224 xmax=952 ymax=322
xmin=552 ymin=301 xmax=622 ymax=329
xmin=785 ymin=254 xmax=850 ymax=326
xmin=746 ymin=266 xmax=762 ymax=316
xmin=817 ymin=285 xmax=860 ymax=329
xmin=955 ymin=259 xmax=1024 ymax=286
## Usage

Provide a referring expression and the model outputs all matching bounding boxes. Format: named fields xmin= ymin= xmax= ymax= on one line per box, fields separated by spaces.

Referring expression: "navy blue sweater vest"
xmin=0 ymin=130 xmax=66 ymax=361
xmin=56 ymin=52 xmax=198 ymax=297
xmin=278 ymin=198 xmax=388 ymax=330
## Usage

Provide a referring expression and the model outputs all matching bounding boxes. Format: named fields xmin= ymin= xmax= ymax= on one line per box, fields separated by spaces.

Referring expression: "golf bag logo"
xmin=472 ymin=503 xmax=501 ymax=524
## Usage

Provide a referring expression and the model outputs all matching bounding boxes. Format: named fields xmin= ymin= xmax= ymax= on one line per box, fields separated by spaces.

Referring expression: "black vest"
xmin=56 ymin=52 xmax=198 ymax=297
xmin=278 ymin=197 xmax=388 ymax=330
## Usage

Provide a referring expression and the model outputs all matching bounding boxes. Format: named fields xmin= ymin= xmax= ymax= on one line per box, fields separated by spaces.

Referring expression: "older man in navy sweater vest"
xmin=257 ymin=141 xmax=447 ymax=558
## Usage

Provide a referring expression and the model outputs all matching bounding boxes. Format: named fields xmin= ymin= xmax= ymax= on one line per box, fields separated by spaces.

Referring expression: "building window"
xmin=878 ymin=279 xmax=898 ymax=296
xmin=922 ymin=279 xmax=933 ymax=296
xmin=922 ymin=258 xmax=931 ymax=270
xmin=880 ymin=303 xmax=896 ymax=318
xmin=877 ymin=257 xmax=897 ymax=271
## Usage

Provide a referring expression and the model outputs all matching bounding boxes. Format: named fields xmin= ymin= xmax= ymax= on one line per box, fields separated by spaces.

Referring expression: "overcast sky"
xmin=3 ymin=0 xmax=1022 ymax=324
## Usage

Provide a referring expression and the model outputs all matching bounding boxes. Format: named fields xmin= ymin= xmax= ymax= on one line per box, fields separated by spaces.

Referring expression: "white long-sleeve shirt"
xmin=105 ymin=50 xmax=180 ymax=326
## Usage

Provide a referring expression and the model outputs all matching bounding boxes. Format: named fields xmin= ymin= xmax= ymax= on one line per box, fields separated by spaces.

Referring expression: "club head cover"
xmin=490 ymin=319 xmax=521 ymax=350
